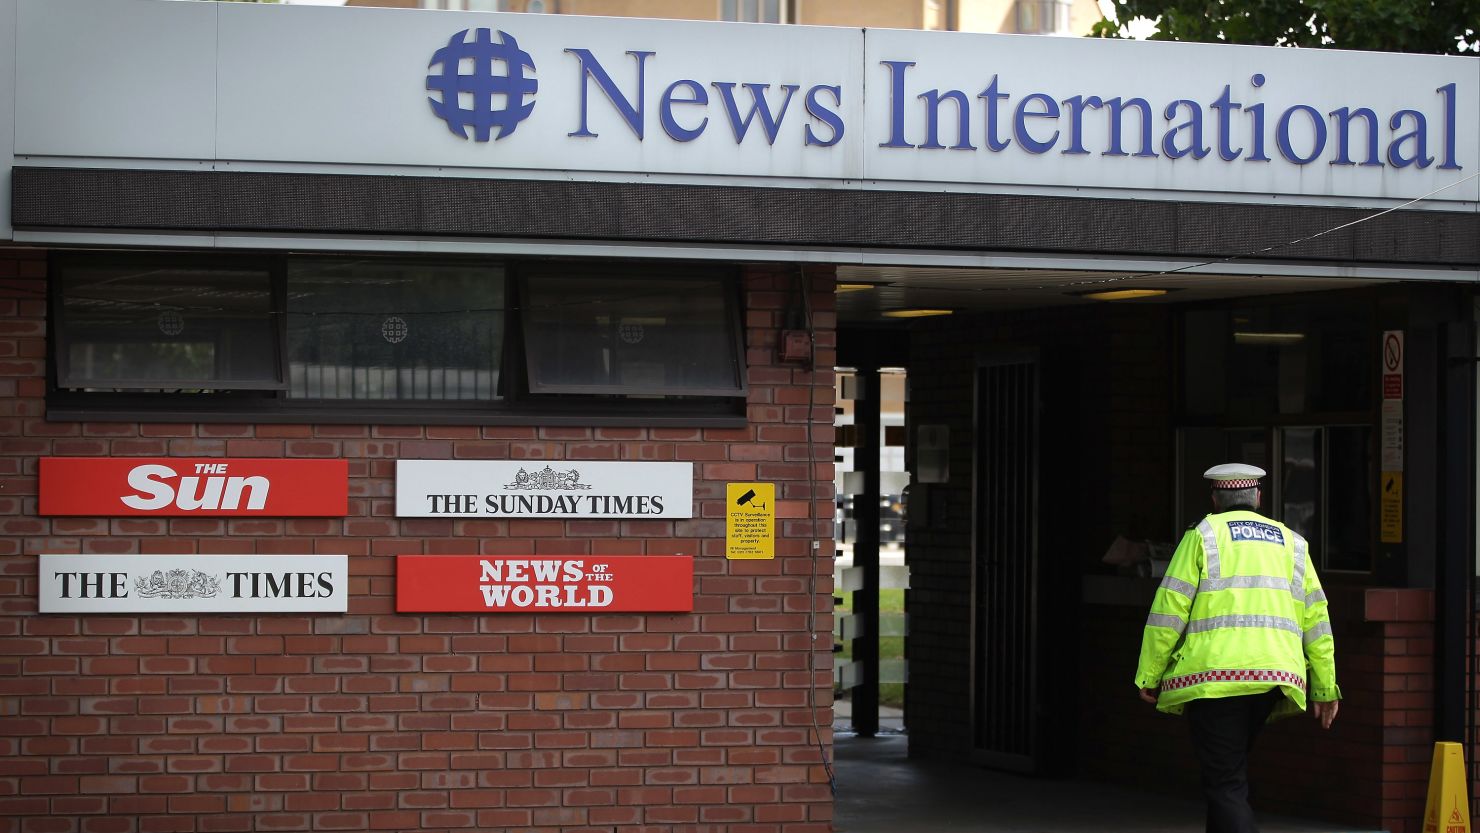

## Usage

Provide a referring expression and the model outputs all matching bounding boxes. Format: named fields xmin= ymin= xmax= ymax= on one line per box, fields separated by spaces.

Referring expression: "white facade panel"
xmin=14 ymin=0 xmax=218 ymax=160
xmin=3 ymin=0 xmax=1477 ymax=210
xmin=216 ymin=3 xmax=862 ymax=181
xmin=861 ymin=29 xmax=1480 ymax=204
xmin=0 ymin=0 xmax=14 ymax=241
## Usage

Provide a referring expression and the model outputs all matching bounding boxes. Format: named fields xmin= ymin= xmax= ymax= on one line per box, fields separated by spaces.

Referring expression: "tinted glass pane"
xmin=523 ymin=276 xmax=741 ymax=396
xmin=1184 ymin=298 xmax=1372 ymax=420
xmin=1325 ymin=426 xmax=1373 ymax=571
xmin=287 ymin=261 xmax=505 ymax=401
xmin=1280 ymin=427 xmax=1321 ymax=552
xmin=61 ymin=263 xmax=277 ymax=389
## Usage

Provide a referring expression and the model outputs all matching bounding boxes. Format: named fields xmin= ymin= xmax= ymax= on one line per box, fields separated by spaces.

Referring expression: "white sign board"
xmin=38 ymin=554 xmax=349 ymax=614
xmin=9 ymin=0 xmax=1478 ymax=206
xmin=396 ymin=460 xmax=693 ymax=518
xmin=0 ymin=0 xmax=16 ymax=242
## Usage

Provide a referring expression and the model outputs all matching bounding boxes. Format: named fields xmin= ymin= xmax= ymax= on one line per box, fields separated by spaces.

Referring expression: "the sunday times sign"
xmin=395 ymin=461 xmax=693 ymax=518
xmin=38 ymin=555 xmax=349 ymax=614
xmin=12 ymin=1 xmax=1478 ymax=207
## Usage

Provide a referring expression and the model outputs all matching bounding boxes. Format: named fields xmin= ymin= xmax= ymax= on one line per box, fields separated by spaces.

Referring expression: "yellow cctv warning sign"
xmin=1380 ymin=471 xmax=1403 ymax=545
xmin=726 ymin=482 xmax=774 ymax=560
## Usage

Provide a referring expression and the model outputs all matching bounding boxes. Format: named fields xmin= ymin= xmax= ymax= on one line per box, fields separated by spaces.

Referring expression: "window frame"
xmin=1172 ymin=289 xmax=1382 ymax=575
xmin=515 ymin=263 xmax=749 ymax=398
xmin=47 ymin=252 xmax=749 ymax=427
xmin=50 ymin=252 xmax=288 ymax=393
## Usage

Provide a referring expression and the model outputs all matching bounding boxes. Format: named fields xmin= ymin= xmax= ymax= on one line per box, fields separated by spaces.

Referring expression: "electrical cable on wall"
xmin=795 ymin=265 xmax=838 ymax=796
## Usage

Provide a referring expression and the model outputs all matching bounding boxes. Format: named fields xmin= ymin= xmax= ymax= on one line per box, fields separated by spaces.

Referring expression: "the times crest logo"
xmin=426 ymin=28 xmax=537 ymax=141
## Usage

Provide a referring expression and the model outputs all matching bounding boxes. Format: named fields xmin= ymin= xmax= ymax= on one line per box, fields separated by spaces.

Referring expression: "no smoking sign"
xmin=1383 ymin=331 xmax=1404 ymax=400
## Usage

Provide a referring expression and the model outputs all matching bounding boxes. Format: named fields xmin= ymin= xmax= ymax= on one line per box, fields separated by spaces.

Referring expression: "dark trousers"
xmin=1185 ymin=689 xmax=1283 ymax=833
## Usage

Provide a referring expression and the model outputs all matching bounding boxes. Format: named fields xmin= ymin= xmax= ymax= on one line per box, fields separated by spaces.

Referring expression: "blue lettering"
xmin=1276 ymin=104 xmax=1327 ymax=165
xmin=1329 ymin=107 xmax=1381 ymax=167
xmin=881 ymin=61 xmax=916 ymax=148
xmin=1438 ymin=82 xmax=1460 ymax=170
xmin=1014 ymin=92 xmax=1059 ymax=154
xmin=1246 ymin=74 xmax=1270 ymax=162
xmin=804 ymin=84 xmax=845 ymax=147
xmin=566 ymin=48 xmax=653 ymax=139
xmin=659 ymin=79 xmax=708 ymax=142
xmin=918 ymin=89 xmax=975 ymax=150
xmin=1061 ymin=95 xmax=1103 ymax=156
xmin=1103 ymin=97 xmax=1155 ymax=158
xmin=1209 ymin=86 xmax=1242 ymax=161
xmin=1387 ymin=109 xmax=1433 ymax=168
xmin=977 ymin=75 xmax=1012 ymax=152
xmin=1162 ymin=99 xmax=1210 ymax=160
xmin=712 ymin=82 xmax=800 ymax=145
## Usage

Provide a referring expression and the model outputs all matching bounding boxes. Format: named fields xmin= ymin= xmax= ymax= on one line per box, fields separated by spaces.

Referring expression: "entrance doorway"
xmin=970 ymin=356 xmax=1042 ymax=771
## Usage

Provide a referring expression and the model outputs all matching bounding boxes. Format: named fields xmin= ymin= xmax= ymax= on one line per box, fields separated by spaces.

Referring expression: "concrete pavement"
xmin=832 ymin=734 xmax=1381 ymax=833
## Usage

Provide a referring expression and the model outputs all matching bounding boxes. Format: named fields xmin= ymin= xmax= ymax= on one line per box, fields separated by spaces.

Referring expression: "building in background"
xmin=349 ymin=0 xmax=1100 ymax=36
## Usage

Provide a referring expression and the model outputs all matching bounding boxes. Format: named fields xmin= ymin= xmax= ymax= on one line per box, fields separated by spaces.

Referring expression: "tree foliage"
xmin=1092 ymin=0 xmax=1480 ymax=55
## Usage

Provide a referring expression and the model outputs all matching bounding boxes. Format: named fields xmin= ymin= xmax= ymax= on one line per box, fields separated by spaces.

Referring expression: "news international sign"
xmin=395 ymin=460 xmax=692 ymax=518
xmin=38 ymin=458 xmax=349 ymax=517
xmin=396 ymin=555 xmax=693 ymax=613
xmin=38 ymin=554 xmax=349 ymax=614
xmin=9 ymin=1 xmax=1478 ymax=209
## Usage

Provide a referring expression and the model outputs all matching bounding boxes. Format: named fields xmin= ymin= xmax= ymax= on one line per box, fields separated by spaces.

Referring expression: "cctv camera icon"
xmin=735 ymin=489 xmax=766 ymax=510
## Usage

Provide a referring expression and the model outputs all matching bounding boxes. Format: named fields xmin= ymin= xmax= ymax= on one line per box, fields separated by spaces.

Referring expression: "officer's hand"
xmin=1138 ymin=687 xmax=1158 ymax=705
xmin=1312 ymin=700 xmax=1339 ymax=729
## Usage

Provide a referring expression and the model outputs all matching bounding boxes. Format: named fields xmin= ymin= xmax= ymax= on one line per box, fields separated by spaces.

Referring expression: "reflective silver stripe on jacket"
xmin=1303 ymin=622 xmax=1333 ymax=644
xmin=1199 ymin=576 xmax=1291 ymax=593
xmin=1291 ymin=533 xmax=1309 ymax=604
xmin=1145 ymin=613 xmax=1187 ymax=633
xmin=1159 ymin=575 xmax=1197 ymax=600
xmin=1197 ymin=519 xmax=1221 ymax=579
xmin=1305 ymin=589 xmax=1327 ymax=606
xmin=1186 ymin=614 xmax=1303 ymax=637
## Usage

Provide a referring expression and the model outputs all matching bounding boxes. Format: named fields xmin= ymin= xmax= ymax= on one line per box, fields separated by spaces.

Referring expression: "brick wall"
xmin=0 ymin=249 xmax=839 ymax=833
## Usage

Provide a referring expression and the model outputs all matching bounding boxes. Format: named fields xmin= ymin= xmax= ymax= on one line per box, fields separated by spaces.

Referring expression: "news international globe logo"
xmin=425 ymin=28 xmax=537 ymax=142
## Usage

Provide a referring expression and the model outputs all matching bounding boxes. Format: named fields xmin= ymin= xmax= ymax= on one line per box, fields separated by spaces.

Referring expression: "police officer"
xmin=1134 ymin=463 xmax=1340 ymax=833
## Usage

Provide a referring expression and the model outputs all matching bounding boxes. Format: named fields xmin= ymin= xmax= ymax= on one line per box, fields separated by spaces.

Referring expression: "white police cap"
xmin=1203 ymin=463 xmax=1265 ymax=490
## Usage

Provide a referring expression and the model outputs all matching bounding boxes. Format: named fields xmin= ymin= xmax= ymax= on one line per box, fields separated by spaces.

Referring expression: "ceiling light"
xmin=1234 ymin=332 xmax=1306 ymax=345
xmin=883 ymin=309 xmax=953 ymax=319
xmin=1077 ymin=288 xmax=1169 ymax=301
xmin=835 ymin=284 xmax=878 ymax=293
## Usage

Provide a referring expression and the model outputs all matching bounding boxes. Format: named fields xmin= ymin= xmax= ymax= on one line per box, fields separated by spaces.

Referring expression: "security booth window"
xmin=54 ymin=259 xmax=282 ymax=391
xmin=1177 ymin=294 xmax=1377 ymax=573
xmin=50 ymin=253 xmax=747 ymax=424
xmin=519 ymin=271 xmax=745 ymax=398
xmin=287 ymin=260 xmax=505 ymax=401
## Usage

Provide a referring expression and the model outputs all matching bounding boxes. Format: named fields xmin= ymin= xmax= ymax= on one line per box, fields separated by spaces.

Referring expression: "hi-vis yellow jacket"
xmin=1134 ymin=510 xmax=1340 ymax=719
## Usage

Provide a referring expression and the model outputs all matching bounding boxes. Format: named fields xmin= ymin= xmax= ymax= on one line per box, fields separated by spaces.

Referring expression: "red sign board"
xmin=39 ymin=458 xmax=349 ymax=517
xmin=396 ymin=555 xmax=694 ymax=613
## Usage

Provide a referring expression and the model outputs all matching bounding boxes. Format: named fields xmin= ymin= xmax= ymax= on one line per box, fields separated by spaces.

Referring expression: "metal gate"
xmin=971 ymin=356 xmax=1041 ymax=771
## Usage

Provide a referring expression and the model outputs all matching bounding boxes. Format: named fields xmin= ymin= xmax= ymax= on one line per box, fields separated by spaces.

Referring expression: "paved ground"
xmin=831 ymin=734 xmax=1382 ymax=833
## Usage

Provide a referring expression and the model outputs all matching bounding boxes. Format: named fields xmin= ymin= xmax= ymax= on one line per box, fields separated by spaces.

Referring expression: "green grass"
xmin=836 ymin=588 xmax=906 ymax=709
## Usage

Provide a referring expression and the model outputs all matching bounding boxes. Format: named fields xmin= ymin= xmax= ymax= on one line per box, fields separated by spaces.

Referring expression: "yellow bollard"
xmin=1423 ymin=742 xmax=1472 ymax=833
